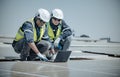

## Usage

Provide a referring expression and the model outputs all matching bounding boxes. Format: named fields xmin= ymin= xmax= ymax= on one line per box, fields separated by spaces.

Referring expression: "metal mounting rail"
xmin=82 ymin=51 xmax=120 ymax=58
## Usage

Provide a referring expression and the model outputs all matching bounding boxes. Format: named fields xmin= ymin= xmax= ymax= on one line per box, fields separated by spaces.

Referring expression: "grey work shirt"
xmin=21 ymin=21 xmax=53 ymax=48
xmin=21 ymin=21 xmax=49 ymax=43
xmin=49 ymin=19 xmax=72 ymax=39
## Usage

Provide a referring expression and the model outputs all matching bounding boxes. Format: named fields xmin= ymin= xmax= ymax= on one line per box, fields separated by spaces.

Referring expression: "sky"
xmin=0 ymin=0 xmax=120 ymax=41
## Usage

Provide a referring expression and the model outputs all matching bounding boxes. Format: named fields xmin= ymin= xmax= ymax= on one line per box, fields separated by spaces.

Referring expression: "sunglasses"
xmin=52 ymin=17 xmax=61 ymax=21
xmin=39 ymin=18 xmax=46 ymax=23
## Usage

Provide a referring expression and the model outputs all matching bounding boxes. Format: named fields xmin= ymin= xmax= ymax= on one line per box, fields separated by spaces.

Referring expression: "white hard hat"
xmin=36 ymin=8 xmax=50 ymax=22
xmin=52 ymin=9 xmax=64 ymax=19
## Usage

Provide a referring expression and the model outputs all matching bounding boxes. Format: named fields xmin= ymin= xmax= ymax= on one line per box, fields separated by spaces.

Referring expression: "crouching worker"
xmin=12 ymin=8 xmax=52 ymax=61
xmin=45 ymin=9 xmax=72 ymax=60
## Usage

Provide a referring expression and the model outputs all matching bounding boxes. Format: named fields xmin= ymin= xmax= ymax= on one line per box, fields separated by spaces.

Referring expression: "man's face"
xmin=52 ymin=17 xmax=61 ymax=26
xmin=36 ymin=18 xmax=45 ymax=27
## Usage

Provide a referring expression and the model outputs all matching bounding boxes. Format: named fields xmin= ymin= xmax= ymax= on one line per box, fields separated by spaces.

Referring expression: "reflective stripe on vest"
xmin=15 ymin=18 xmax=45 ymax=42
xmin=46 ymin=22 xmax=62 ymax=41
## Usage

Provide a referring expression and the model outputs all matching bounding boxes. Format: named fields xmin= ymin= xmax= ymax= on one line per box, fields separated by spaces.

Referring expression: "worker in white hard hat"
xmin=45 ymin=9 xmax=72 ymax=59
xmin=12 ymin=8 xmax=53 ymax=61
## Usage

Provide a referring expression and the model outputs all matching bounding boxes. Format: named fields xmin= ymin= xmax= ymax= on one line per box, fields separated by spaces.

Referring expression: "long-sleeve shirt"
xmin=21 ymin=19 xmax=50 ymax=44
xmin=49 ymin=19 xmax=72 ymax=39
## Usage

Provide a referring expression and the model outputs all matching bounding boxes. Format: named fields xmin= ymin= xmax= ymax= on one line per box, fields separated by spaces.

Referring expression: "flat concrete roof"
xmin=0 ymin=58 xmax=120 ymax=77
xmin=0 ymin=37 xmax=120 ymax=77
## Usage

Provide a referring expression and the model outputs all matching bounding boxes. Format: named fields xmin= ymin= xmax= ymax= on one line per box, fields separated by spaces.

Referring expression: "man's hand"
xmin=50 ymin=48 xmax=55 ymax=55
xmin=54 ymin=37 xmax=61 ymax=47
xmin=37 ymin=53 xmax=48 ymax=61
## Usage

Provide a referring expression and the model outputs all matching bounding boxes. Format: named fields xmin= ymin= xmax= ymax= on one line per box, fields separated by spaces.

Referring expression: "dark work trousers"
xmin=12 ymin=39 xmax=50 ymax=61
xmin=55 ymin=36 xmax=72 ymax=51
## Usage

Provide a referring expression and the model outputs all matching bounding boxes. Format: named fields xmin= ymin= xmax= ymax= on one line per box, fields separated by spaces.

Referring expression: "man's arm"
xmin=60 ymin=20 xmax=72 ymax=39
xmin=28 ymin=42 xmax=48 ymax=61
xmin=22 ymin=22 xmax=48 ymax=61
xmin=28 ymin=42 xmax=43 ymax=54
xmin=54 ymin=20 xmax=72 ymax=47
xmin=22 ymin=22 xmax=41 ymax=53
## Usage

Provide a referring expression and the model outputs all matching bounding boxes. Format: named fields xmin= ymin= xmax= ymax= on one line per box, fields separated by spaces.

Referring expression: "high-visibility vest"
xmin=15 ymin=18 xmax=45 ymax=42
xmin=46 ymin=22 xmax=62 ymax=41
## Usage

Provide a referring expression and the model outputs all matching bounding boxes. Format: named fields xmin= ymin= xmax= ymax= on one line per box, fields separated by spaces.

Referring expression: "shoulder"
xmin=61 ymin=20 xmax=69 ymax=27
xmin=22 ymin=21 xmax=33 ymax=30
xmin=61 ymin=20 xmax=65 ymax=24
xmin=61 ymin=20 xmax=68 ymax=26
xmin=23 ymin=18 xmax=35 ymax=27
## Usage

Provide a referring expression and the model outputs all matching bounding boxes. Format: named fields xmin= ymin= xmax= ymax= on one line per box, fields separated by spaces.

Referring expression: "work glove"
xmin=58 ymin=44 xmax=62 ymax=50
xmin=54 ymin=37 xmax=61 ymax=47
xmin=37 ymin=53 xmax=48 ymax=61
xmin=51 ymin=54 xmax=57 ymax=60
